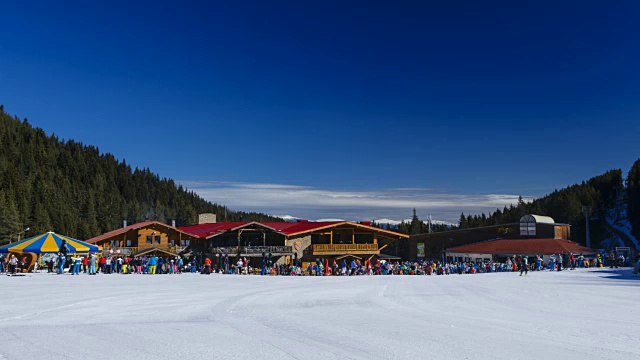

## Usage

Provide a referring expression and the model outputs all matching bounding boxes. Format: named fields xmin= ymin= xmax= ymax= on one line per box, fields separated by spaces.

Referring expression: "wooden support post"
xmin=262 ymin=231 xmax=266 ymax=246
xmin=330 ymin=231 xmax=333 ymax=245
xmin=351 ymin=228 xmax=355 ymax=244
xmin=237 ymin=230 xmax=242 ymax=258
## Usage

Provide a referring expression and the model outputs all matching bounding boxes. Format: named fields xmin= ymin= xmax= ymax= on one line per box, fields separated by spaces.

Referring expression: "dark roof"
xmin=412 ymin=222 xmax=571 ymax=238
xmin=445 ymin=238 xmax=596 ymax=255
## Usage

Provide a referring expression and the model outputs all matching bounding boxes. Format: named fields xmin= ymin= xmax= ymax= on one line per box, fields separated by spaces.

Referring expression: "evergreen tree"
xmin=0 ymin=190 xmax=21 ymax=243
xmin=459 ymin=212 xmax=466 ymax=228
xmin=0 ymin=106 xmax=282 ymax=245
xmin=627 ymin=160 xmax=640 ymax=239
xmin=409 ymin=208 xmax=425 ymax=235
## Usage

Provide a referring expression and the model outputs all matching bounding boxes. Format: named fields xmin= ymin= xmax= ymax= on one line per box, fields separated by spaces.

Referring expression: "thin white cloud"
xmin=179 ymin=180 xmax=531 ymax=223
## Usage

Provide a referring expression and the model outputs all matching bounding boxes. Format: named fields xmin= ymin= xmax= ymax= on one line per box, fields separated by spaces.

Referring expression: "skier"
xmin=8 ymin=254 xmax=18 ymax=275
xmin=557 ymin=253 xmax=563 ymax=271
xmin=72 ymin=255 xmax=81 ymax=275
xmin=57 ymin=253 xmax=66 ymax=274
xmin=549 ymin=254 xmax=556 ymax=271
xmin=535 ymin=255 xmax=542 ymax=271
xmin=595 ymin=253 xmax=601 ymax=267
xmin=570 ymin=253 xmax=576 ymax=270
xmin=578 ymin=254 xmax=584 ymax=268
xmin=88 ymin=253 xmax=97 ymax=275
xmin=609 ymin=251 xmax=617 ymax=269
xmin=618 ymin=253 xmax=626 ymax=267
xmin=519 ymin=256 xmax=528 ymax=276
xmin=60 ymin=240 xmax=69 ymax=257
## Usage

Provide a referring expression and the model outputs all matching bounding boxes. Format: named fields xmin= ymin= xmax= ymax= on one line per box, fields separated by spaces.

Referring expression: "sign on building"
xmin=417 ymin=243 xmax=425 ymax=258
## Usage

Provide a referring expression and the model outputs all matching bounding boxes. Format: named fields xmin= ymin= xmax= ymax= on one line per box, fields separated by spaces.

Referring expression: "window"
xmin=170 ymin=240 xmax=175 ymax=247
xmin=519 ymin=215 xmax=536 ymax=236
xmin=146 ymin=236 xmax=152 ymax=244
xmin=110 ymin=240 xmax=115 ymax=248
xmin=126 ymin=239 xmax=132 ymax=247
xmin=154 ymin=235 xmax=161 ymax=244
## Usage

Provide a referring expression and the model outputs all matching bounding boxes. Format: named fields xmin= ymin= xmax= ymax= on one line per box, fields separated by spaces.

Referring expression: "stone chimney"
xmin=123 ymin=220 xmax=127 ymax=228
xmin=198 ymin=213 xmax=217 ymax=224
xmin=171 ymin=219 xmax=176 ymax=227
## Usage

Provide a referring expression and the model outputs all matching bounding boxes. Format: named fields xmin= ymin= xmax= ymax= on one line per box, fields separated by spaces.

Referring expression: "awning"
xmin=0 ymin=232 xmax=102 ymax=254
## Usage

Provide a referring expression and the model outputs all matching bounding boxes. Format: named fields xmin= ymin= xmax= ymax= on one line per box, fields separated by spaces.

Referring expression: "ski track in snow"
xmin=0 ymin=270 xmax=638 ymax=360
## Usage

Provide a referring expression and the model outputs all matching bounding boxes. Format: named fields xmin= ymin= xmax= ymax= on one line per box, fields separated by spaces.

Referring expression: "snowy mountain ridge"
xmin=276 ymin=215 xmax=455 ymax=227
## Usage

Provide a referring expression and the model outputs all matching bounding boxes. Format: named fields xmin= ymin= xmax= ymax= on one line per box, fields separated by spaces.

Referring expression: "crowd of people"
xmin=1 ymin=242 xmax=638 ymax=277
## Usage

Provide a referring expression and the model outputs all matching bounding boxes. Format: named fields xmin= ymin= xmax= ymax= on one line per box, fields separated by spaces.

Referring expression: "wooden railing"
xmin=312 ymin=244 xmax=378 ymax=253
xmin=169 ymin=246 xmax=187 ymax=254
xmin=102 ymin=247 xmax=138 ymax=256
xmin=213 ymin=246 xmax=293 ymax=255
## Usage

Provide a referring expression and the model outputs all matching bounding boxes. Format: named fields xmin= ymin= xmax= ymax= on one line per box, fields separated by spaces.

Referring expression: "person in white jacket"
xmin=8 ymin=255 xmax=19 ymax=274
xmin=519 ymin=256 xmax=529 ymax=276
xmin=557 ymin=253 xmax=563 ymax=271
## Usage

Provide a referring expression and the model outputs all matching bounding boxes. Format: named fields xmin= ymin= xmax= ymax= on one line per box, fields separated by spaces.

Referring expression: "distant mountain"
xmin=374 ymin=218 xmax=457 ymax=229
xmin=278 ymin=215 xmax=301 ymax=222
xmin=276 ymin=215 xmax=349 ymax=223
xmin=375 ymin=218 xmax=456 ymax=226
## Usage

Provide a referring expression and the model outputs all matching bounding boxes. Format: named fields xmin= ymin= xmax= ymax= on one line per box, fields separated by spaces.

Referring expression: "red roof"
xmin=445 ymin=238 xmax=596 ymax=255
xmin=178 ymin=221 xmax=409 ymax=239
xmin=177 ymin=222 xmax=251 ymax=239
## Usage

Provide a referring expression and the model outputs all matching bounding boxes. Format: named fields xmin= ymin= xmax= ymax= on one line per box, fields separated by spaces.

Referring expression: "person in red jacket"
xmin=99 ymin=256 xmax=106 ymax=273
xmin=82 ymin=256 xmax=89 ymax=273
xmin=570 ymin=253 xmax=576 ymax=270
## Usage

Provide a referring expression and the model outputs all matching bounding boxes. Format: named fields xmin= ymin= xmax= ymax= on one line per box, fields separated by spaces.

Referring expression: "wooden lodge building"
xmin=85 ymin=221 xmax=200 ymax=257
xmin=406 ymin=214 xmax=572 ymax=261
xmin=86 ymin=214 xmax=409 ymax=264
xmin=178 ymin=220 xmax=409 ymax=265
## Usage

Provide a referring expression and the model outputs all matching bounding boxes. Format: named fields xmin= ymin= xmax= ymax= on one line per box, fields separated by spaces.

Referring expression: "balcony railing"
xmin=213 ymin=246 xmax=293 ymax=255
xmin=312 ymin=243 xmax=379 ymax=254
xmin=102 ymin=247 xmax=138 ymax=256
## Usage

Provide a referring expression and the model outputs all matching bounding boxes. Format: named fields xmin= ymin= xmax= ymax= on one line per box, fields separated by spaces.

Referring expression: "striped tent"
xmin=0 ymin=232 xmax=101 ymax=254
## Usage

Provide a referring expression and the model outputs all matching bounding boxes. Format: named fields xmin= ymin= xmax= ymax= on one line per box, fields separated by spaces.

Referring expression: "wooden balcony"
xmin=312 ymin=243 xmax=379 ymax=256
xmin=212 ymin=246 xmax=293 ymax=257
xmin=102 ymin=247 xmax=138 ymax=256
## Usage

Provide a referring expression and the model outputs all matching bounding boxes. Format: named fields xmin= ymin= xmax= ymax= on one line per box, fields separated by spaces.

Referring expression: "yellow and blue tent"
xmin=0 ymin=232 xmax=101 ymax=254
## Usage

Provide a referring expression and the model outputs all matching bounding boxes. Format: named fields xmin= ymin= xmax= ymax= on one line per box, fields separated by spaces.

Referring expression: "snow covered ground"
xmin=1 ymin=269 xmax=638 ymax=360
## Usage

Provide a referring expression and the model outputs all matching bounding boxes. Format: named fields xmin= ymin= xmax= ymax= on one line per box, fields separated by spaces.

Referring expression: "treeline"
xmin=0 ymin=106 xmax=280 ymax=244
xmin=373 ymin=209 xmax=453 ymax=235
xmin=627 ymin=159 xmax=640 ymax=240
xmin=459 ymin=169 xmax=623 ymax=228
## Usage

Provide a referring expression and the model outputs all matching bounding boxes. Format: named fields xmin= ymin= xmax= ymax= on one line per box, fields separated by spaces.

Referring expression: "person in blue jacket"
xmin=57 ymin=253 xmax=65 ymax=274
xmin=148 ymin=255 xmax=158 ymax=274
xmin=72 ymin=256 xmax=81 ymax=275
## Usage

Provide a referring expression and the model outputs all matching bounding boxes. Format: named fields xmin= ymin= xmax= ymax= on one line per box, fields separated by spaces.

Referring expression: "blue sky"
xmin=1 ymin=1 xmax=639 ymax=222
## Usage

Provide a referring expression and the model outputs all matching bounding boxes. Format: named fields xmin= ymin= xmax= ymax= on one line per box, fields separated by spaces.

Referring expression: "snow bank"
xmin=0 ymin=270 xmax=638 ymax=360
